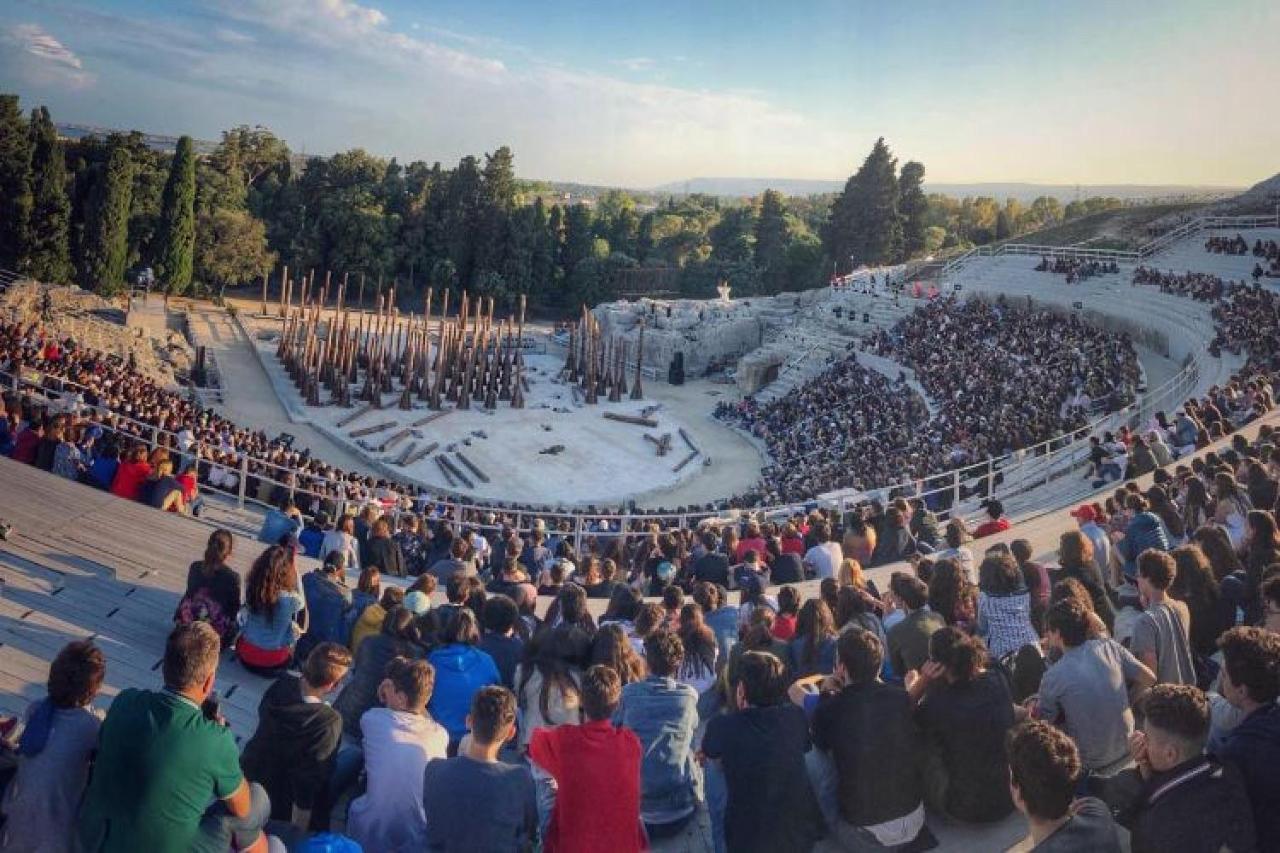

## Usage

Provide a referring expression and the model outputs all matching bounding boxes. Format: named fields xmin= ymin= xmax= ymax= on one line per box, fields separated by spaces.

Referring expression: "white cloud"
xmin=615 ymin=57 xmax=655 ymax=72
xmin=2 ymin=23 xmax=94 ymax=88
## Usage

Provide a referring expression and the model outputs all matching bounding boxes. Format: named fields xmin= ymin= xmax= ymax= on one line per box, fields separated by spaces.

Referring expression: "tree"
xmin=154 ymin=135 xmax=197 ymax=293
xmin=214 ymin=125 xmax=290 ymax=193
xmin=1026 ymin=196 xmax=1063 ymax=230
xmin=26 ymin=107 xmax=73 ymax=283
xmin=79 ymin=143 xmax=133 ymax=294
xmin=995 ymin=210 xmax=1013 ymax=241
xmin=0 ymin=95 xmax=31 ymax=271
xmin=194 ymin=208 xmax=277 ymax=298
xmin=823 ymin=137 xmax=903 ymax=270
xmin=754 ymin=189 xmax=788 ymax=293
xmin=898 ymin=161 xmax=928 ymax=260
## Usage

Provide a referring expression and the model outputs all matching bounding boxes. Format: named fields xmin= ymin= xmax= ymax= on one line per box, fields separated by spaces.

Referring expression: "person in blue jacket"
xmin=427 ymin=607 xmax=501 ymax=751
xmin=1114 ymin=493 xmax=1172 ymax=582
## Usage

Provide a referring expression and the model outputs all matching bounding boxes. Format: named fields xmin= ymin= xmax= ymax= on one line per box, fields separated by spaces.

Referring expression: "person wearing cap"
xmin=298 ymin=552 xmax=353 ymax=663
xmin=1070 ymin=503 xmax=1112 ymax=578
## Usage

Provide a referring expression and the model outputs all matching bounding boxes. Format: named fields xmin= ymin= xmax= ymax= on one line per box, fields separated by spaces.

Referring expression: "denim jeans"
xmin=804 ymin=750 xmax=904 ymax=853
xmin=313 ymin=738 xmax=365 ymax=830
xmin=191 ymin=781 xmax=272 ymax=853
xmin=705 ymin=758 xmax=727 ymax=853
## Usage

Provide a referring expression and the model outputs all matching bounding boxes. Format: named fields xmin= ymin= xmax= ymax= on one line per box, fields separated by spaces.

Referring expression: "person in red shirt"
xmin=779 ymin=522 xmax=806 ymax=556
xmin=109 ymin=444 xmax=153 ymax=501
xmin=735 ymin=522 xmax=768 ymax=566
xmin=972 ymin=499 xmax=1012 ymax=539
xmin=529 ymin=665 xmax=645 ymax=853
xmin=772 ymin=586 xmax=800 ymax=641
xmin=10 ymin=419 xmax=43 ymax=464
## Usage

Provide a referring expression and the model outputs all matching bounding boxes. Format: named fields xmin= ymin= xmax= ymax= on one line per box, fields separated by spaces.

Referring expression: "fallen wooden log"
xmin=678 ymin=427 xmax=699 ymax=454
xmin=394 ymin=441 xmax=417 ymax=466
xmin=455 ymin=451 xmax=491 ymax=484
xmin=643 ymin=432 xmax=673 ymax=456
xmin=411 ymin=410 xmax=451 ymax=428
xmin=378 ymin=428 xmax=413 ymax=452
xmin=349 ymin=420 xmax=396 ymax=438
xmin=672 ymin=450 xmax=699 ymax=473
xmin=403 ymin=441 xmax=438 ymax=466
xmin=337 ymin=402 xmax=375 ymax=428
xmin=604 ymin=411 xmax=658 ymax=428
xmin=435 ymin=455 xmax=458 ymax=488
xmin=439 ymin=454 xmax=475 ymax=490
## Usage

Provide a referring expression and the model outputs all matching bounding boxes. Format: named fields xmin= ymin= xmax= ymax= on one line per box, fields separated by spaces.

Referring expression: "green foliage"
xmin=753 ymin=189 xmax=788 ymax=294
xmin=26 ymin=107 xmax=72 ymax=283
xmin=0 ymin=95 xmax=32 ymax=271
xmin=195 ymin=207 xmax=277 ymax=295
xmin=214 ymin=125 xmax=290 ymax=191
xmin=79 ymin=143 xmax=133 ymax=294
xmin=154 ymin=135 xmax=197 ymax=293
xmin=898 ymin=161 xmax=928 ymax=259
xmin=823 ymin=137 xmax=903 ymax=270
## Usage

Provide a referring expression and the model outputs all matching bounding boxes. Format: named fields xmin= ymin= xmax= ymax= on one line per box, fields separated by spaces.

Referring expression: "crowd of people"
xmin=1131 ymin=267 xmax=1228 ymax=302
xmin=1204 ymin=233 xmax=1280 ymax=277
xmin=1034 ymin=257 xmax=1121 ymax=284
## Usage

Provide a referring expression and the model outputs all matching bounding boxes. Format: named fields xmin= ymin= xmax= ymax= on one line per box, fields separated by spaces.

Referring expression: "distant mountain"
xmin=650 ymin=177 xmax=1244 ymax=203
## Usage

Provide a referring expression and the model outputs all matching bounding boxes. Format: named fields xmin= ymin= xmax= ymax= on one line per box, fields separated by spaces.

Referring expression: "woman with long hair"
xmin=322 ymin=514 xmax=361 ymax=573
xmin=788 ymin=599 xmax=837 ymax=677
xmin=677 ymin=603 xmax=719 ymax=694
xmin=1168 ymin=545 xmax=1230 ymax=658
xmin=1191 ymin=524 xmax=1246 ymax=581
xmin=1242 ymin=510 xmax=1280 ymax=612
xmin=515 ymin=627 xmax=583 ymax=750
xmin=1213 ymin=472 xmax=1253 ymax=548
xmin=772 ymin=586 xmax=800 ymax=640
xmin=1055 ymin=531 xmax=1115 ymax=634
xmin=109 ymin=443 xmax=152 ymax=502
xmin=1182 ymin=477 xmax=1212 ymax=533
xmin=928 ymin=559 xmax=976 ymax=631
xmin=427 ymin=608 xmax=501 ymax=749
xmin=176 ymin=528 xmax=241 ymax=647
xmin=589 ymin=623 xmax=647 ymax=686
xmin=236 ymin=544 xmax=307 ymax=674
xmin=975 ymin=552 xmax=1040 ymax=660
xmin=833 ymin=585 xmax=888 ymax=650
xmin=1145 ymin=485 xmax=1185 ymax=542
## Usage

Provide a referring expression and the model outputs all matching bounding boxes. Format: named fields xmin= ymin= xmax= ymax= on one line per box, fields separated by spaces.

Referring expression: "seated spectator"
xmin=772 ymin=585 xmax=800 ymax=640
xmin=333 ymin=606 xmax=421 ymax=741
xmin=480 ymin=594 xmax=525 ymax=689
xmin=615 ymin=631 xmax=701 ymax=838
xmin=676 ymin=603 xmax=719 ymax=695
xmin=297 ymin=551 xmax=353 ymax=662
xmin=361 ymin=517 xmax=405 ymax=578
xmin=933 ymin=518 xmax=975 ymax=579
xmin=347 ymin=657 xmax=449 ymax=852
xmin=350 ymin=584 xmax=403 ymax=655
xmin=1035 ymin=599 xmax=1156 ymax=781
xmin=108 ymin=443 xmax=151 ymax=501
xmin=703 ymin=651 xmax=823 ymax=853
xmin=428 ymin=534 xmax=475 ymax=583
xmin=1213 ymin=626 xmax=1280 ymax=849
xmin=344 ymin=566 xmax=381 ymax=647
xmin=885 ymin=572 xmax=946 ymax=677
xmin=1132 ymin=550 xmax=1195 ymax=685
xmin=516 ymin=627 xmax=584 ymax=751
xmin=427 ymin=608 xmax=502 ymax=749
xmin=77 ymin=624 xmax=272 ymax=853
xmin=236 ymin=545 xmax=308 ymax=675
xmin=788 ymin=599 xmax=838 ymax=677
xmin=258 ymin=498 xmax=302 ymax=546
xmin=240 ymin=642 xmax=352 ymax=833
xmin=1006 ymin=720 xmax=1122 ymax=851
xmin=809 ymin=627 xmax=926 ymax=850
xmin=0 ymin=641 xmax=105 ymax=852
xmin=1069 ymin=503 xmax=1112 ymax=578
xmin=175 ymin=528 xmax=242 ymax=648
xmin=148 ymin=458 xmax=185 ymax=513
xmin=1114 ymin=494 xmax=1172 ymax=583
xmin=321 ymin=514 xmax=361 ymax=573
xmin=1119 ymin=684 xmax=1256 ymax=853
xmin=869 ymin=507 xmax=918 ymax=566
xmin=590 ymin=622 xmax=648 ymax=687
xmin=973 ymin=499 xmax=1011 ymax=538
xmin=529 ymin=666 xmax=645 ymax=853
xmin=1054 ymin=530 xmax=1116 ymax=634
xmin=1010 ymin=538 xmax=1050 ymax=632
xmin=976 ymin=551 xmax=1041 ymax=660
xmin=423 ymin=686 xmax=538 ymax=852
xmin=769 ymin=539 xmax=805 ymax=584
xmin=907 ymin=627 xmax=1015 ymax=823
xmin=803 ymin=522 xmax=843 ymax=579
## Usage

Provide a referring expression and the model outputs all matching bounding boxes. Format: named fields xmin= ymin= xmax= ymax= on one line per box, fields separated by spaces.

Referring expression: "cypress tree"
xmin=753 ymin=189 xmax=788 ymax=293
xmin=0 ymin=96 xmax=32 ymax=271
xmin=823 ymin=137 xmax=903 ymax=270
xmin=898 ymin=161 xmax=928 ymax=261
xmin=25 ymin=107 xmax=72 ymax=283
xmin=80 ymin=143 xmax=134 ymax=294
xmin=154 ymin=135 xmax=196 ymax=293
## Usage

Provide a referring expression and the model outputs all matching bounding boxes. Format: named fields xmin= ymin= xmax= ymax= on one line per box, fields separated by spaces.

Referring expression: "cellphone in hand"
xmin=201 ymin=692 xmax=222 ymax=723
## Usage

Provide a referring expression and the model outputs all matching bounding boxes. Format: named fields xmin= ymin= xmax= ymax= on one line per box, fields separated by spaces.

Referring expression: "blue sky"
xmin=1 ymin=0 xmax=1276 ymax=187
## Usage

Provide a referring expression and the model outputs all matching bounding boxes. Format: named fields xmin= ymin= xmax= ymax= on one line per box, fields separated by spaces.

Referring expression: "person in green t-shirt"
xmin=77 ymin=622 xmax=272 ymax=853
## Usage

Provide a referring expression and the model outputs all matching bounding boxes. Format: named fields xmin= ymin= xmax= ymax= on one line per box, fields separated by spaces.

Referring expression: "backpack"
xmin=175 ymin=588 xmax=234 ymax=642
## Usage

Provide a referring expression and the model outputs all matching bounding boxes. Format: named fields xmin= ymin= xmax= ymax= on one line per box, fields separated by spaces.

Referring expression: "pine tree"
xmin=560 ymin=204 xmax=595 ymax=284
xmin=753 ymin=189 xmax=788 ymax=293
xmin=897 ymin=161 xmax=928 ymax=261
xmin=823 ymin=137 xmax=904 ymax=270
xmin=0 ymin=95 xmax=32 ymax=271
xmin=25 ymin=107 xmax=72 ymax=283
xmin=80 ymin=143 xmax=134 ymax=294
xmin=995 ymin=209 xmax=1013 ymax=241
xmin=154 ymin=135 xmax=196 ymax=293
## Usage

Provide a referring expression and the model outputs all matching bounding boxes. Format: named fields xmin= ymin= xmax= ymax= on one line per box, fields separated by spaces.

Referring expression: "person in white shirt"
xmin=803 ymin=523 xmax=843 ymax=580
xmin=346 ymin=657 xmax=449 ymax=853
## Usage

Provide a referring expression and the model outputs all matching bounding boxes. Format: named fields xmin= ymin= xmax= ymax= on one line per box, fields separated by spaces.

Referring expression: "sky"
xmin=0 ymin=0 xmax=1276 ymax=188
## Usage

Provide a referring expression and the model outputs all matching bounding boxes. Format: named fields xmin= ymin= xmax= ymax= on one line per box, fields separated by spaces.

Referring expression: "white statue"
xmin=716 ymin=281 xmax=732 ymax=303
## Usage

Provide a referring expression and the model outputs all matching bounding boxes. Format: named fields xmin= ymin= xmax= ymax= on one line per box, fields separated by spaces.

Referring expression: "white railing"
xmin=941 ymin=212 xmax=1280 ymax=279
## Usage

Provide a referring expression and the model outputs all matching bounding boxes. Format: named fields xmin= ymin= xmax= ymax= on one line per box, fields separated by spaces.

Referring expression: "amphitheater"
xmin=2 ymin=206 xmax=1279 ymax=852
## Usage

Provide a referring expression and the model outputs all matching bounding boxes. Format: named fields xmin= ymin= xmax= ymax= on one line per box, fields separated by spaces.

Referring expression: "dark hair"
xmin=482 ymin=594 xmax=519 ymax=635
xmin=662 ymin=584 xmax=684 ymax=611
xmin=589 ymin=623 xmax=647 ymax=686
xmin=1006 ymin=721 xmax=1080 ymax=821
xmin=384 ymin=656 xmax=435 ymax=708
xmin=1138 ymin=684 xmax=1209 ymax=748
xmin=929 ymin=626 xmax=985 ymax=684
xmin=202 ymin=529 xmax=234 ymax=571
xmin=1047 ymin=598 xmax=1090 ymax=647
xmin=795 ymin=599 xmax=836 ymax=670
xmin=245 ymin=545 xmax=295 ymax=622
xmin=580 ymin=664 xmax=622 ymax=721
xmin=357 ymin=566 xmax=381 ymax=595
xmin=1218 ymin=626 xmax=1280 ymax=704
xmin=47 ymin=641 xmax=105 ymax=708
xmin=470 ymin=685 xmax=517 ymax=745
xmin=835 ymin=628 xmax=882 ymax=686
xmin=644 ymin=631 xmax=684 ymax=677
xmin=163 ymin=622 xmax=221 ymax=691
xmin=733 ymin=650 xmax=786 ymax=707
xmin=442 ymin=607 xmax=481 ymax=645
xmin=303 ymin=642 xmax=353 ymax=688
xmin=978 ymin=552 xmax=1024 ymax=595
xmin=890 ymin=571 xmax=928 ymax=610
xmin=445 ymin=571 xmax=469 ymax=603
xmin=777 ymin=585 xmax=800 ymax=617
xmin=602 ymin=585 xmax=641 ymax=622
xmin=1138 ymin=549 xmax=1176 ymax=590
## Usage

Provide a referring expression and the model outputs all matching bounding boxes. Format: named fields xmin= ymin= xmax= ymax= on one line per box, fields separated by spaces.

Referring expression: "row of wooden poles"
xmin=563 ymin=305 xmax=645 ymax=403
xmin=273 ymin=265 xmax=532 ymax=411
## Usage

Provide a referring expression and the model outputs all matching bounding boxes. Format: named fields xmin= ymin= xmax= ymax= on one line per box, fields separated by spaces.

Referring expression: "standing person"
xmin=1213 ymin=626 xmax=1280 ymax=850
xmin=236 ymin=545 xmax=308 ymax=675
xmin=1035 ymin=599 xmax=1156 ymax=782
xmin=77 ymin=624 xmax=272 ymax=853
xmin=345 ymin=657 xmax=448 ymax=851
xmin=808 ymin=628 xmax=926 ymax=851
xmin=422 ymin=686 xmax=539 ymax=852
xmin=885 ymin=572 xmax=946 ymax=677
xmin=175 ymin=528 xmax=242 ymax=648
xmin=1131 ymin=550 xmax=1196 ymax=685
xmin=239 ymin=643 xmax=352 ymax=834
xmin=0 ymin=641 xmax=105 ymax=853
xmin=615 ymin=632 xmax=701 ymax=839
xmin=803 ymin=523 xmax=843 ymax=580
xmin=907 ymin=628 xmax=1016 ymax=823
xmin=702 ymin=651 xmax=823 ymax=853
xmin=529 ymin=666 xmax=645 ymax=853
xmin=1120 ymin=684 xmax=1256 ymax=853
xmin=1005 ymin=721 xmax=1123 ymax=852
xmin=427 ymin=608 xmax=502 ymax=749
xmin=361 ymin=517 xmax=405 ymax=578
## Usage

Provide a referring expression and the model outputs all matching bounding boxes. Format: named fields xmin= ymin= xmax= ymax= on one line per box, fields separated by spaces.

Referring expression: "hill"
xmin=650 ymin=177 xmax=1242 ymax=202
